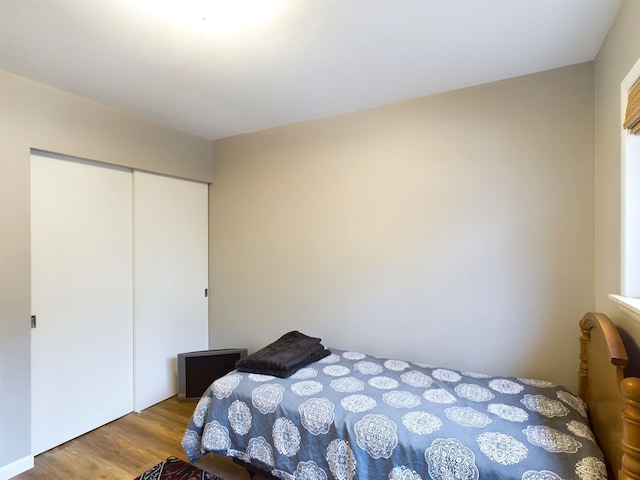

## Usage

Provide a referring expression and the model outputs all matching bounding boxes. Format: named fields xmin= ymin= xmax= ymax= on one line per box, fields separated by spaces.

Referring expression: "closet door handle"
xmin=31 ymin=315 xmax=37 ymax=329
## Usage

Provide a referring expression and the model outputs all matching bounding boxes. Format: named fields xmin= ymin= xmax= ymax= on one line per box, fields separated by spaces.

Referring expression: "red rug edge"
xmin=133 ymin=456 xmax=223 ymax=480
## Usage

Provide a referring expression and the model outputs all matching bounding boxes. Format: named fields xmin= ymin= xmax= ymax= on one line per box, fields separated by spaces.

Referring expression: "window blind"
xmin=624 ymin=78 xmax=640 ymax=135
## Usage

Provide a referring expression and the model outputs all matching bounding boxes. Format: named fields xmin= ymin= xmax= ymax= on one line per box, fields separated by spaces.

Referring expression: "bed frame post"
xmin=621 ymin=377 xmax=640 ymax=480
xmin=579 ymin=322 xmax=590 ymax=402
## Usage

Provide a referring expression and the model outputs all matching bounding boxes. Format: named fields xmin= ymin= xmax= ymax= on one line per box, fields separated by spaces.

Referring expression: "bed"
xmin=182 ymin=312 xmax=640 ymax=479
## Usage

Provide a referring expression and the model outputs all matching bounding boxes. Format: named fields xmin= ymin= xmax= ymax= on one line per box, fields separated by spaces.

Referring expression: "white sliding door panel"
xmin=133 ymin=172 xmax=208 ymax=412
xmin=31 ymin=154 xmax=134 ymax=455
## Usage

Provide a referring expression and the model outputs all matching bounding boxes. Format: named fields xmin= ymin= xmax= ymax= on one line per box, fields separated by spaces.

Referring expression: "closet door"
xmin=133 ymin=171 xmax=209 ymax=412
xmin=30 ymin=153 xmax=133 ymax=455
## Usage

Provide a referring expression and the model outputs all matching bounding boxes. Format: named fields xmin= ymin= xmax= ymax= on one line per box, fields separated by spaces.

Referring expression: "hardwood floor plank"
xmin=12 ymin=396 xmax=257 ymax=480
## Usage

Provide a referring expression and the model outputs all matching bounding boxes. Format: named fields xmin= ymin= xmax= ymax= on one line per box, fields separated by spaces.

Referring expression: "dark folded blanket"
xmin=238 ymin=346 xmax=331 ymax=378
xmin=235 ymin=330 xmax=330 ymax=377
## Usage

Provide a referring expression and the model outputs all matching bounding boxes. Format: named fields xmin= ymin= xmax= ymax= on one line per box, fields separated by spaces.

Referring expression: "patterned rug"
xmin=134 ymin=456 xmax=223 ymax=480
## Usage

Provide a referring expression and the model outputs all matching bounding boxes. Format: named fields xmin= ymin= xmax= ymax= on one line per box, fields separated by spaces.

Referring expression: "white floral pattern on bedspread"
xmin=182 ymin=348 xmax=607 ymax=480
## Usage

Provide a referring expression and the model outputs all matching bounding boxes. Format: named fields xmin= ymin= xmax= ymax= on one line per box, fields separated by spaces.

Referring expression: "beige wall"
xmin=0 ymin=70 xmax=212 ymax=472
xmin=594 ymin=0 xmax=640 ymax=374
xmin=210 ymin=63 xmax=595 ymax=393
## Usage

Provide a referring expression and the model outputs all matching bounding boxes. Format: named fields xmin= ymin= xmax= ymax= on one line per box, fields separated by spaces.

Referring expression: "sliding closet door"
xmin=133 ymin=171 xmax=209 ymax=412
xmin=30 ymin=153 xmax=134 ymax=455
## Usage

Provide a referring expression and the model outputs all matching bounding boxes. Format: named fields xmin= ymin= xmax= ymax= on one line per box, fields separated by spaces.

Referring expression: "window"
xmin=610 ymin=56 xmax=640 ymax=316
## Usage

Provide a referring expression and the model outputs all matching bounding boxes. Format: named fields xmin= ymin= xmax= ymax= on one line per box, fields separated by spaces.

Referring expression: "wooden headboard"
xmin=579 ymin=312 xmax=640 ymax=480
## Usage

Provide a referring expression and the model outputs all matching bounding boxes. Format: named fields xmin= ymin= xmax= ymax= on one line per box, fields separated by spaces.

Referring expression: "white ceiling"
xmin=0 ymin=0 xmax=622 ymax=140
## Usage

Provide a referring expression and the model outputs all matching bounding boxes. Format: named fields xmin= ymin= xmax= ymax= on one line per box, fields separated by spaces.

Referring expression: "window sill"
xmin=609 ymin=293 xmax=640 ymax=322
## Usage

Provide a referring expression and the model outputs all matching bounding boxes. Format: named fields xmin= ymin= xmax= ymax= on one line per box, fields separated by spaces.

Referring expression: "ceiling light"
xmin=123 ymin=0 xmax=287 ymax=36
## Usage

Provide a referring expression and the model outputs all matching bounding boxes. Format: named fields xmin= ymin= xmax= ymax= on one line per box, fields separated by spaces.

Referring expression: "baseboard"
xmin=0 ymin=455 xmax=34 ymax=480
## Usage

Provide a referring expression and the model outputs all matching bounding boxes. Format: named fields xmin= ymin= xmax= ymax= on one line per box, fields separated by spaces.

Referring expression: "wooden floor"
xmin=13 ymin=396 xmax=265 ymax=480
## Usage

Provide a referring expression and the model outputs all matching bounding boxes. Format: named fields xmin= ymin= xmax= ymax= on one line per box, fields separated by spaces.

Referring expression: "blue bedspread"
xmin=182 ymin=348 xmax=607 ymax=480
